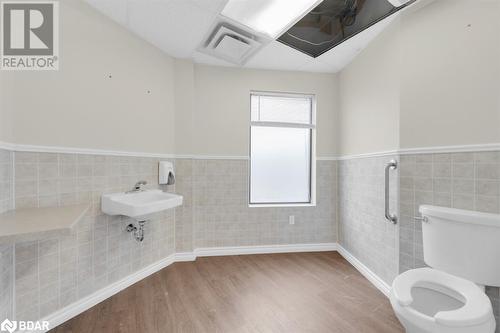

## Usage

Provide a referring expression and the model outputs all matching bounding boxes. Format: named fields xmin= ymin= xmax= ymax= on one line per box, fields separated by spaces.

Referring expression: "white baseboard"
xmin=174 ymin=252 xmax=197 ymax=262
xmin=194 ymin=242 xmax=338 ymax=257
xmin=37 ymin=242 xmax=392 ymax=333
xmin=337 ymin=245 xmax=391 ymax=297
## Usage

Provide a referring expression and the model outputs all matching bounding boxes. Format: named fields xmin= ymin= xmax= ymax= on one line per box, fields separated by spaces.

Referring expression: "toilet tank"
xmin=419 ymin=205 xmax=500 ymax=287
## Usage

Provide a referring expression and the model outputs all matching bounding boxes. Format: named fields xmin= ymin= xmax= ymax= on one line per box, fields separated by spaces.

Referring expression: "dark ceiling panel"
xmin=278 ymin=0 xmax=400 ymax=58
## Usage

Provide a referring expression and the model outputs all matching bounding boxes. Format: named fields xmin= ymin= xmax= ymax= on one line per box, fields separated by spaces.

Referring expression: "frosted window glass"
xmin=251 ymin=95 xmax=311 ymax=124
xmin=250 ymin=126 xmax=311 ymax=203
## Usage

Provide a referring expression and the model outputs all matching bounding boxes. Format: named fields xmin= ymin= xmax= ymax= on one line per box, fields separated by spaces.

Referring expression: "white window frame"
xmin=248 ymin=91 xmax=316 ymax=208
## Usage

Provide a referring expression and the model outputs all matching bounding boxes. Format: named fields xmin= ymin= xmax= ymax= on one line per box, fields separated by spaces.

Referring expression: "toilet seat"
xmin=391 ymin=268 xmax=493 ymax=328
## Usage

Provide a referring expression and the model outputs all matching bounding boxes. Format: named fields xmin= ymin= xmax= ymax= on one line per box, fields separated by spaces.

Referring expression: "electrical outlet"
xmin=289 ymin=215 xmax=295 ymax=225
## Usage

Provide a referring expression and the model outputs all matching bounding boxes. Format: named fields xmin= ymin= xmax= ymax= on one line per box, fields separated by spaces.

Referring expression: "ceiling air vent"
xmin=200 ymin=25 xmax=261 ymax=65
xmin=215 ymin=34 xmax=251 ymax=60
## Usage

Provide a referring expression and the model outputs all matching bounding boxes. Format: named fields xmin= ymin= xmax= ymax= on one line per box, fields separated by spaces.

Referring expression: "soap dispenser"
xmin=159 ymin=161 xmax=175 ymax=185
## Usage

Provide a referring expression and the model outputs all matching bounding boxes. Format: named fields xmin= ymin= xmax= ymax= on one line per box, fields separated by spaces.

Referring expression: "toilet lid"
xmin=392 ymin=268 xmax=493 ymax=327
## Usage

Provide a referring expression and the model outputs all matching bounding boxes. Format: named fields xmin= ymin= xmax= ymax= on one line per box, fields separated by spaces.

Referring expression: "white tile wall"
xmin=0 ymin=149 xmax=14 ymax=320
xmin=0 ymin=149 xmax=12 ymax=213
xmin=191 ymin=160 xmax=337 ymax=248
xmin=338 ymin=156 xmax=399 ymax=285
xmin=174 ymin=159 xmax=194 ymax=252
xmin=0 ymin=244 xmax=13 ymax=321
xmin=6 ymin=152 xmax=176 ymax=322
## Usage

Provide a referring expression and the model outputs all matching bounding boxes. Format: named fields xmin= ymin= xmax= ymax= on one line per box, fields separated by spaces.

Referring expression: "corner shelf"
xmin=0 ymin=204 xmax=89 ymax=244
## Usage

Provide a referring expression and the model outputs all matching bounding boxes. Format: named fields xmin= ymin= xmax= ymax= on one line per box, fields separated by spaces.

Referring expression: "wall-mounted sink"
xmin=102 ymin=190 xmax=183 ymax=221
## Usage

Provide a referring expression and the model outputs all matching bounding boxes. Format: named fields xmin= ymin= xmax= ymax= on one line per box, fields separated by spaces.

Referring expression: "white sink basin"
xmin=101 ymin=190 xmax=183 ymax=220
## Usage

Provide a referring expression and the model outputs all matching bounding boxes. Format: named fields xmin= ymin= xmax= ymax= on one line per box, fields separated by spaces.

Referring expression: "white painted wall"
xmin=174 ymin=60 xmax=196 ymax=156
xmin=0 ymin=0 xmax=176 ymax=154
xmin=399 ymin=0 xmax=500 ymax=148
xmin=338 ymin=18 xmax=401 ymax=156
xmin=0 ymin=71 xmax=13 ymax=143
xmin=338 ymin=0 xmax=500 ymax=156
xmin=192 ymin=65 xmax=339 ymax=157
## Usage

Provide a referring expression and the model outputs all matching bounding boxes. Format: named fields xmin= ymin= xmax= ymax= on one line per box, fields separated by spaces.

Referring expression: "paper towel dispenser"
xmin=159 ymin=161 xmax=175 ymax=185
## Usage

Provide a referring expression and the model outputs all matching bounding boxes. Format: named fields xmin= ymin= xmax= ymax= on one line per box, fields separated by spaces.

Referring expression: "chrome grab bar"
xmin=385 ymin=159 xmax=398 ymax=224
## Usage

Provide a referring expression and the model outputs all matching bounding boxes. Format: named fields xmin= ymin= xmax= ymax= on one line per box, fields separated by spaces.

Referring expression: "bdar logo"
xmin=0 ymin=319 xmax=17 ymax=333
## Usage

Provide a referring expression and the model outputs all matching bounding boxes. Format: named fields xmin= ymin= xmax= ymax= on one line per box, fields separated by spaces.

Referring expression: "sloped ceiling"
xmin=85 ymin=0 xmax=399 ymax=73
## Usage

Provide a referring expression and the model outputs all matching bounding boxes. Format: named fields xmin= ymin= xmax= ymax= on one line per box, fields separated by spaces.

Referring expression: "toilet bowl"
xmin=390 ymin=205 xmax=500 ymax=333
xmin=390 ymin=268 xmax=495 ymax=333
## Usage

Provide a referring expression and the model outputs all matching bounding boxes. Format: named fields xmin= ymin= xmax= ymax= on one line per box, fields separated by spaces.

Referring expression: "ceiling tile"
xmin=85 ymin=0 xmax=128 ymax=26
xmin=314 ymin=47 xmax=361 ymax=72
xmin=126 ymin=0 xmax=218 ymax=58
xmin=185 ymin=0 xmax=228 ymax=14
xmin=244 ymin=41 xmax=312 ymax=71
xmin=192 ymin=51 xmax=236 ymax=68
xmin=84 ymin=0 xmax=400 ymax=73
xmin=298 ymin=59 xmax=340 ymax=74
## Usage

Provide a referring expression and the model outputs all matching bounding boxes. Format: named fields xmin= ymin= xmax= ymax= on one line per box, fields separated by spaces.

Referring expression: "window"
xmin=249 ymin=92 xmax=315 ymax=206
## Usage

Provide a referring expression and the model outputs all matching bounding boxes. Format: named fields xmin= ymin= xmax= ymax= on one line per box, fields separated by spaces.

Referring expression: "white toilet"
xmin=390 ymin=205 xmax=500 ymax=333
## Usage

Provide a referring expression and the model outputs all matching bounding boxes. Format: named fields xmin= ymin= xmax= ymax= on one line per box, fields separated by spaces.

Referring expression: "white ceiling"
xmin=85 ymin=0 xmax=398 ymax=73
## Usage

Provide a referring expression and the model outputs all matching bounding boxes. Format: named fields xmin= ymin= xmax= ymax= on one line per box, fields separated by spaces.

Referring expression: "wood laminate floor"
xmin=51 ymin=252 xmax=403 ymax=333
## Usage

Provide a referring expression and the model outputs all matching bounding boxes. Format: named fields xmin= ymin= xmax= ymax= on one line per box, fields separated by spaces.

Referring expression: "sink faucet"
xmin=128 ymin=180 xmax=147 ymax=193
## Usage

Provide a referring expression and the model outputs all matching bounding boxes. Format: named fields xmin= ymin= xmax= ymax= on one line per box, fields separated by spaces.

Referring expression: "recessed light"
xmin=221 ymin=0 xmax=321 ymax=38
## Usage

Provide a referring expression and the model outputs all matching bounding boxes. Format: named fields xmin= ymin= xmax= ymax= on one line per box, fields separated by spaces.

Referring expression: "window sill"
xmin=248 ymin=203 xmax=316 ymax=208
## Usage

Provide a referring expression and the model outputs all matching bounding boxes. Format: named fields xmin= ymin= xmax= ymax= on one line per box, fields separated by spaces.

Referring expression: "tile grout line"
xmin=450 ymin=154 xmax=455 ymax=211
xmin=11 ymin=152 xmax=15 ymax=210
xmin=11 ymin=152 xmax=16 ymax=320
xmin=37 ymin=154 xmax=40 ymax=208
xmin=11 ymin=244 xmax=15 ymax=321
xmin=37 ymin=239 xmax=41 ymax=320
